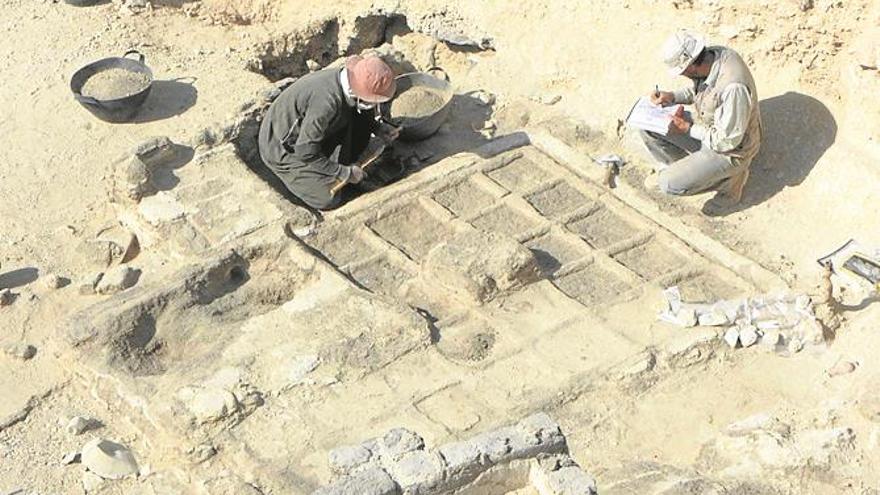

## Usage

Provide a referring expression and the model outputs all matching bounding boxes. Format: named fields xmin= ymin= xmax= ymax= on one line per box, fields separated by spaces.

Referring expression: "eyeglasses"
xmin=355 ymin=97 xmax=376 ymax=111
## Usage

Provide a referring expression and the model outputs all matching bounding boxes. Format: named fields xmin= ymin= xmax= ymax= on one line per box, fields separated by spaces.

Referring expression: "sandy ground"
xmin=1 ymin=0 xmax=879 ymax=493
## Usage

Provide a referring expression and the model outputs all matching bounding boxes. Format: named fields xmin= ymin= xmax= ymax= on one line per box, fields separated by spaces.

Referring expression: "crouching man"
xmin=258 ymin=55 xmax=399 ymax=210
xmin=642 ymin=30 xmax=762 ymax=204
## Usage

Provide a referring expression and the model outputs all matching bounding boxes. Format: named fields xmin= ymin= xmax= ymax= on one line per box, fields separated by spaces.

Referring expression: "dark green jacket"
xmin=258 ymin=68 xmax=373 ymax=177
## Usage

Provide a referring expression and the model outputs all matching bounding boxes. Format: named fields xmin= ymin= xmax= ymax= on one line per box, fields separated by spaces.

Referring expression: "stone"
xmin=533 ymin=93 xmax=562 ymax=106
xmin=313 ymin=466 xmax=398 ymax=495
xmin=132 ymin=136 xmax=176 ymax=167
xmin=82 ymin=471 xmax=104 ymax=492
xmin=759 ymin=329 xmax=783 ymax=352
xmin=41 ymin=273 xmax=67 ymax=290
xmin=95 ymin=266 xmax=141 ymax=295
xmin=329 ymin=444 xmax=373 ymax=475
xmin=538 ymin=465 xmax=598 ymax=495
xmin=723 ymin=328 xmax=740 ymax=348
xmin=738 ymin=325 xmax=759 ymax=347
xmin=62 ymin=451 xmax=82 ymax=465
xmin=438 ymin=440 xmax=483 ymax=482
xmin=0 ymin=289 xmax=13 ymax=307
xmin=516 ymin=413 xmax=564 ymax=447
xmin=81 ymin=438 xmax=138 ymax=480
xmin=77 ymin=272 xmax=104 ymax=295
xmin=724 ymin=413 xmax=790 ymax=438
xmin=470 ymin=427 xmax=515 ymax=464
xmin=379 ymin=428 xmax=425 ymax=461
xmin=423 ymin=230 xmax=540 ymax=304
xmin=306 ymin=59 xmax=321 ymax=72
xmin=93 ymin=226 xmax=140 ymax=266
xmin=122 ymin=156 xmax=154 ymax=202
xmin=696 ymin=309 xmax=728 ymax=326
xmin=385 ymin=450 xmax=445 ymax=493
xmin=181 ymin=386 xmax=240 ymax=424
xmin=786 ymin=336 xmax=804 ymax=354
xmin=827 ymin=360 xmax=857 ymax=377
xmin=287 ymin=354 xmax=320 ymax=385
xmin=66 ymin=416 xmax=93 ymax=436
xmin=2 ymin=343 xmax=37 ymax=361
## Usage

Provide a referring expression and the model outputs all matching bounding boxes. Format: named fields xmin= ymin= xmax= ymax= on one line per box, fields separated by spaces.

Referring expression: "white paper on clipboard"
xmin=625 ymin=96 xmax=681 ymax=135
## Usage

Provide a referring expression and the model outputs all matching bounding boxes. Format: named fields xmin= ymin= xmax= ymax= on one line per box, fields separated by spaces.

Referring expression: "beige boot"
xmin=725 ymin=167 xmax=750 ymax=204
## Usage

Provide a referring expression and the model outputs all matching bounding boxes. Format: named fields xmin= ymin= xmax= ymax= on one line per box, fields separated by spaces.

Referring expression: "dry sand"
xmin=1 ymin=0 xmax=879 ymax=493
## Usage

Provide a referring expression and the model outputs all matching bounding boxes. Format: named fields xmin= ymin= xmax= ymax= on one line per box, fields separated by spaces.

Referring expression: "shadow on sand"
xmin=704 ymin=91 xmax=837 ymax=216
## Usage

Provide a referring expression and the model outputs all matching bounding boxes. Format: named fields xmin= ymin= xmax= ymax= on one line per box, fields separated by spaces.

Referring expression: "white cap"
xmin=661 ymin=30 xmax=706 ymax=76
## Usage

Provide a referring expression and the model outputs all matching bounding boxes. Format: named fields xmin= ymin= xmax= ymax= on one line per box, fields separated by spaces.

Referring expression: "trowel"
xmin=817 ymin=239 xmax=880 ymax=290
xmin=588 ymin=153 xmax=627 ymax=189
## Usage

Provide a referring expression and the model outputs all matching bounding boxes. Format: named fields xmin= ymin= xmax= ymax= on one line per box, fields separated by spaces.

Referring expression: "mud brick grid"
xmin=309 ymin=146 xmax=750 ymax=314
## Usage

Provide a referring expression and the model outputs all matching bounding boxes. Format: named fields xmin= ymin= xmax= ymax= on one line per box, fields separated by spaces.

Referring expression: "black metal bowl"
xmin=70 ymin=50 xmax=153 ymax=123
xmin=64 ymin=0 xmax=106 ymax=5
xmin=383 ymin=67 xmax=453 ymax=142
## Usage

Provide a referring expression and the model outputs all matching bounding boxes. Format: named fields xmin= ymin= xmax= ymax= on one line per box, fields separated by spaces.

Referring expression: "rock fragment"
xmin=62 ymin=451 xmax=82 ymax=465
xmin=723 ymin=328 xmax=739 ymax=348
xmin=95 ymin=266 xmax=141 ymax=295
xmin=66 ymin=416 xmax=94 ymax=435
xmin=329 ymin=444 xmax=373 ymax=475
xmin=827 ymin=360 xmax=857 ymax=377
xmin=2 ymin=343 xmax=37 ymax=360
xmin=77 ymin=272 xmax=104 ymax=295
xmin=82 ymin=471 xmax=104 ymax=493
xmin=423 ymin=229 xmax=540 ymax=303
xmin=739 ymin=325 xmax=759 ymax=347
xmin=41 ymin=273 xmax=68 ymax=290
xmin=81 ymin=438 xmax=139 ymax=480
xmin=0 ymin=289 xmax=14 ymax=307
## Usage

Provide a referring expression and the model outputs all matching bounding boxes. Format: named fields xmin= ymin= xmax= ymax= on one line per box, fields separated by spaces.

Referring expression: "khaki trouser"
xmin=639 ymin=129 xmax=750 ymax=196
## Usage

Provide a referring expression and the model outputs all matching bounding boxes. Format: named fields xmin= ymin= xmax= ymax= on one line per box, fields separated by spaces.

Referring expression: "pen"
xmin=654 ymin=84 xmax=660 ymax=97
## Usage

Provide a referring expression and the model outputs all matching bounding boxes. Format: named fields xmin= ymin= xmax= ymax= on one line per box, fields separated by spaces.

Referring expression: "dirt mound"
xmin=391 ymin=86 xmax=446 ymax=121
xmin=81 ymin=69 xmax=150 ymax=101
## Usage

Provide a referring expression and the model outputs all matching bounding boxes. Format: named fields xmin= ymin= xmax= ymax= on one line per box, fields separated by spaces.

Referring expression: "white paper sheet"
xmin=625 ymin=96 xmax=681 ymax=135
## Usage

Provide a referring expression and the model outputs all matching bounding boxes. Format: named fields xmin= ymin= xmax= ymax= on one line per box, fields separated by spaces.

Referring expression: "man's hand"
xmin=668 ymin=105 xmax=691 ymax=135
xmin=376 ymin=122 xmax=401 ymax=144
xmin=650 ymin=90 xmax=675 ymax=107
xmin=348 ymin=165 xmax=365 ymax=184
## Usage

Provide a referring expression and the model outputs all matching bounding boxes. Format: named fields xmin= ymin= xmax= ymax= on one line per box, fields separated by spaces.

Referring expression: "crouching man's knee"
xmin=657 ymin=170 xmax=688 ymax=196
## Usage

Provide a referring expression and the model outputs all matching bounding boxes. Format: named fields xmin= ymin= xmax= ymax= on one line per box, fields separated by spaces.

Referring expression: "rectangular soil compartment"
xmin=433 ymin=177 xmax=496 ymax=217
xmin=526 ymin=181 xmax=590 ymax=219
xmin=348 ymin=256 xmax=412 ymax=297
xmin=471 ymin=203 xmax=542 ymax=238
xmin=369 ymin=203 xmax=453 ymax=261
xmin=486 ymin=155 xmax=555 ymax=193
xmin=676 ymin=274 xmax=744 ymax=302
xmin=566 ymin=207 xmax=639 ymax=249
xmin=308 ymin=227 xmax=377 ymax=267
xmin=553 ymin=264 xmax=632 ymax=305
xmin=524 ymin=233 xmax=591 ymax=277
xmin=613 ymin=239 xmax=688 ymax=280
